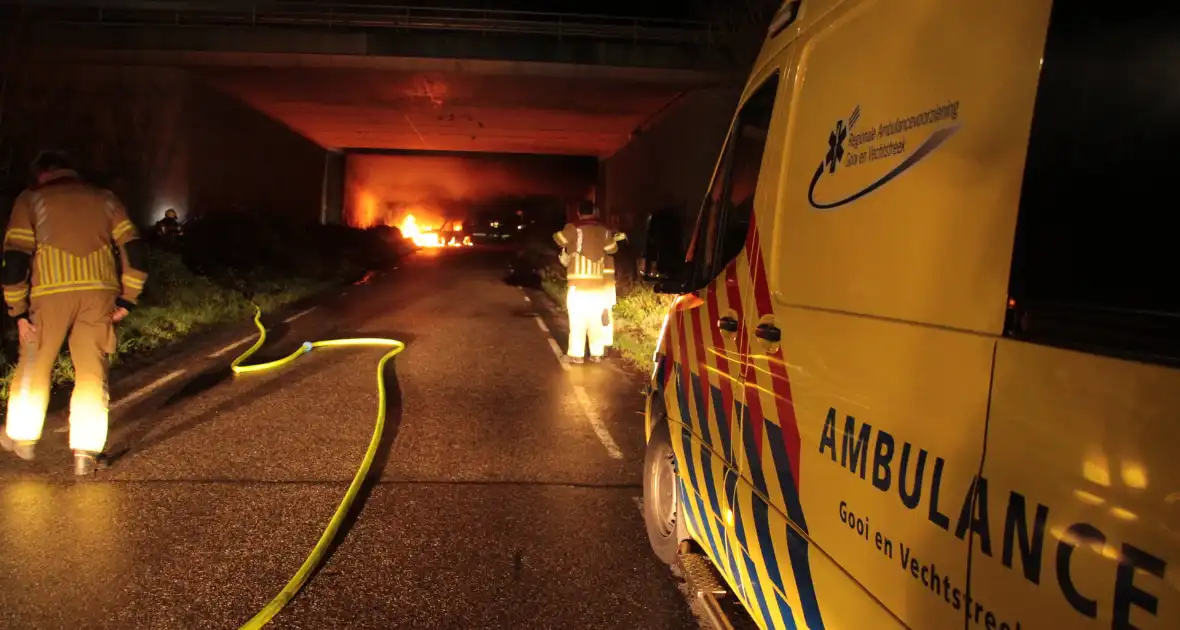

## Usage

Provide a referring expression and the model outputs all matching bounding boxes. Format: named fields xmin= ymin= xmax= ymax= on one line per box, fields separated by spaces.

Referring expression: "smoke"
xmin=344 ymin=153 xmax=594 ymax=228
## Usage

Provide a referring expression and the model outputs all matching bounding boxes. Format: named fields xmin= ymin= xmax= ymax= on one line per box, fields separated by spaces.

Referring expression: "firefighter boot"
xmin=74 ymin=450 xmax=99 ymax=476
xmin=0 ymin=433 xmax=36 ymax=460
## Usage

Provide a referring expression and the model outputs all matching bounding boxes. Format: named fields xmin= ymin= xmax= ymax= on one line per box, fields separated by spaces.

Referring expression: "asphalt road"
xmin=0 ymin=248 xmax=704 ymax=630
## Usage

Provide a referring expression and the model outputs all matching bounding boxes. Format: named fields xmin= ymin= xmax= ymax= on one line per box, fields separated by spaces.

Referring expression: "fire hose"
xmin=230 ymin=305 xmax=405 ymax=629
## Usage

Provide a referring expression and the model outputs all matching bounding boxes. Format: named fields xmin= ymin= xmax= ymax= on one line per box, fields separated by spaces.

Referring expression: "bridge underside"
xmin=24 ymin=48 xmax=714 ymax=157
xmin=9 ymin=6 xmax=732 ymax=157
xmin=1 ymin=11 xmax=738 ymax=228
xmin=197 ymin=61 xmax=695 ymax=156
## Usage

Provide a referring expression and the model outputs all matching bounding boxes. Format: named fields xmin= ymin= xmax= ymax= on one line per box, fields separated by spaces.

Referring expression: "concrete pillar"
xmin=595 ymin=164 xmax=611 ymax=229
xmin=320 ymin=149 xmax=345 ymax=224
xmin=600 ymin=86 xmax=739 ymax=250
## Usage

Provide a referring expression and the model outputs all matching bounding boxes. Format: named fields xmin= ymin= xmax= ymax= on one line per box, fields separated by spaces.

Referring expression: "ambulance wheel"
xmin=644 ymin=418 xmax=685 ymax=566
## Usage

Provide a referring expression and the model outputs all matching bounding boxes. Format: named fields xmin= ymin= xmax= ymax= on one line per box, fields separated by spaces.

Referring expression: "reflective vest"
xmin=554 ymin=220 xmax=617 ymax=290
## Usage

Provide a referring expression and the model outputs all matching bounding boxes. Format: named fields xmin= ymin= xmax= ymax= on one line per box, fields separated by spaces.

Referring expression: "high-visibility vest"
xmin=554 ymin=220 xmax=617 ymax=290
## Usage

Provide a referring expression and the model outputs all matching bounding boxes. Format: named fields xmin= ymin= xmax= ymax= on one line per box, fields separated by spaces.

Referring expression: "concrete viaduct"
xmin=0 ymin=0 xmax=752 ymax=234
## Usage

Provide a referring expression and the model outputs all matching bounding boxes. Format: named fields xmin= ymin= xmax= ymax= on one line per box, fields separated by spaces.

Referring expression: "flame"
xmin=400 ymin=213 xmax=472 ymax=248
xmin=401 ymin=214 xmax=443 ymax=248
xmin=345 ymin=188 xmax=473 ymax=248
xmin=354 ymin=190 xmax=380 ymax=228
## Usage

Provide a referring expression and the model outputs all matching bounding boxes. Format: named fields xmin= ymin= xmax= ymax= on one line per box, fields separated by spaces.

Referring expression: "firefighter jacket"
xmin=2 ymin=169 xmax=149 ymax=319
xmin=554 ymin=219 xmax=617 ymax=291
xmin=154 ymin=216 xmax=181 ymax=239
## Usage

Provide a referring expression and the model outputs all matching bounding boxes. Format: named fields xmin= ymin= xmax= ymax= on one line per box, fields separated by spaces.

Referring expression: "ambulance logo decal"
xmin=808 ymin=101 xmax=961 ymax=210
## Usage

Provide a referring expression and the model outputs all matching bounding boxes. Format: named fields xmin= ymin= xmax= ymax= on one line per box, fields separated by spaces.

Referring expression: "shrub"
xmin=179 ymin=209 xmax=386 ymax=287
xmin=612 ymin=283 xmax=676 ymax=374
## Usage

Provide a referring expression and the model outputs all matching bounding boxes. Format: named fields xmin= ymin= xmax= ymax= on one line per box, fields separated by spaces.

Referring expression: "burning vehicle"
xmin=399 ymin=215 xmax=472 ymax=249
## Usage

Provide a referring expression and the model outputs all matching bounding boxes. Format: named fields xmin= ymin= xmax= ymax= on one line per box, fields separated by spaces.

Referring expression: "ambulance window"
xmin=1006 ymin=2 xmax=1180 ymax=364
xmin=687 ymin=73 xmax=780 ymax=288
xmin=686 ymin=138 xmax=731 ymax=270
xmin=721 ymin=74 xmax=778 ymax=265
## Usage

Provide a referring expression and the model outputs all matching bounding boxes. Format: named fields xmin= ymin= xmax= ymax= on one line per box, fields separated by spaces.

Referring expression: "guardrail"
xmin=0 ymin=1 xmax=730 ymax=45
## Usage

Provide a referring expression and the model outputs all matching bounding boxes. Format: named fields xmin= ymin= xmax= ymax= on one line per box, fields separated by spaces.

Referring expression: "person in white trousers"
xmin=554 ymin=202 xmax=617 ymax=364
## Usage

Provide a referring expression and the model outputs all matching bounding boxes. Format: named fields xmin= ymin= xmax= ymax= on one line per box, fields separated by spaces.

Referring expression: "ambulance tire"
xmin=643 ymin=418 xmax=686 ymax=566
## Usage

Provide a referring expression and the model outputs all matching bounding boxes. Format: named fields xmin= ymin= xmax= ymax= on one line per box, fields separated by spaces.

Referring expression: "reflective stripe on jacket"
xmin=554 ymin=219 xmax=617 ymax=291
xmin=2 ymin=170 xmax=147 ymax=316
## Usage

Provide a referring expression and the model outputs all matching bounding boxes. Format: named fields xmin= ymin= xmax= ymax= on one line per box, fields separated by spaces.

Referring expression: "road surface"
xmin=0 ymin=248 xmax=704 ymax=630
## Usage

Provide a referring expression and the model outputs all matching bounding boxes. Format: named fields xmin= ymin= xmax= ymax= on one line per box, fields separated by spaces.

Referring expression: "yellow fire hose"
xmin=229 ymin=305 xmax=405 ymax=629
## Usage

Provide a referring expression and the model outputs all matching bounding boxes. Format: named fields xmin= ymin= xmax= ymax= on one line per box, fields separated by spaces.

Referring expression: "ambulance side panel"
xmin=656 ymin=74 xmax=754 ymax=592
xmin=664 ymin=290 xmax=746 ymax=589
xmin=981 ymin=343 xmax=1179 ymax=630
xmin=974 ymin=4 xmax=1180 ymax=629
xmin=770 ymin=0 xmax=1050 ymax=333
xmin=744 ymin=0 xmax=1052 ymax=628
xmin=722 ymin=59 xmax=836 ymax=630
xmin=712 ymin=26 xmax=909 ymax=628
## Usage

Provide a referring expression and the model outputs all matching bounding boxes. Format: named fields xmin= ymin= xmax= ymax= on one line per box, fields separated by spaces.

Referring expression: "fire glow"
xmin=400 ymin=214 xmax=471 ymax=248
xmin=352 ymin=190 xmax=470 ymax=248
xmin=344 ymin=154 xmax=594 ymax=252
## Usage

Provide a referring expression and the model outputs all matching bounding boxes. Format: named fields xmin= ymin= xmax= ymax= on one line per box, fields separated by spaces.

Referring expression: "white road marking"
xmin=58 ymin=367 xmax=190 ymax=430
xmin=573 ymin=385 xmax=624 ymax=459
xmin=209 ymin=305 xmax=314 ymax=358
xmin=208 ymin=334 xmax=257 ymax=358
xmin=57 ymin=304 xmax=316 ymax=431
xmin=283 ymin=306 xmax=317 ymax=324
xmin=547 ymin=337 xmax=571 ymax=372
xmin=111 ymin=369 xmax=188 ymax=411
xmin=534 ymin=317 xmax=549 ymax=333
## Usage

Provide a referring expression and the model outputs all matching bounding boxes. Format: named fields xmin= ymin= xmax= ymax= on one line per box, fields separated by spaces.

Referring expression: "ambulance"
xmin=637 ymin=1 xmax=1178 ymax=629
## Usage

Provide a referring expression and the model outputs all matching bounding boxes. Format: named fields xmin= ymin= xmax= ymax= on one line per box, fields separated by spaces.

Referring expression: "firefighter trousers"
xmin=566 ymin=285 xmax=606 ymax=359
xmin=603 ymin=282 xmax=616 ymax=347
xmin=5 ymin=290 xmax=116 ymax=453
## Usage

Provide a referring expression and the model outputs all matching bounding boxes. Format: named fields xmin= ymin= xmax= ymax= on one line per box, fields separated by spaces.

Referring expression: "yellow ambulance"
xmin=637 ymin=1 xmax=1178 ymax=629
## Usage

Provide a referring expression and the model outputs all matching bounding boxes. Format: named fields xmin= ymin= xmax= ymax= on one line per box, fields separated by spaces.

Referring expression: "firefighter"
xmin=554 ymin=201 xmax=617 ymax=364
xmin=153 ymin=208 xmax=182 ymax=244
xmin=0 ymin=150 xmax=149 ymax=475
